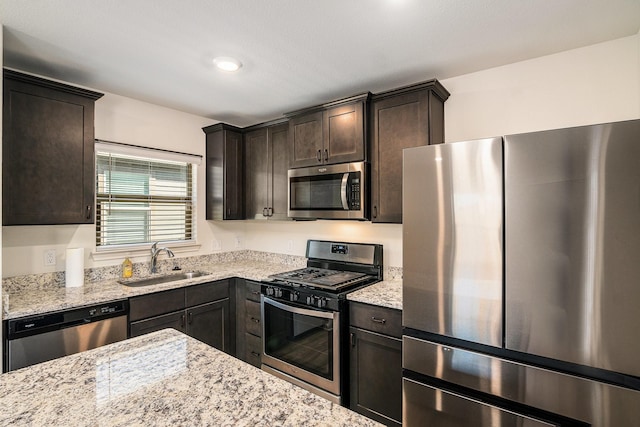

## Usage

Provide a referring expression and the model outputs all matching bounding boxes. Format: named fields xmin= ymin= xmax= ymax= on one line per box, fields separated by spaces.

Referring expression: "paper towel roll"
xmin=65 ymin=248 xmax=85 ymax=288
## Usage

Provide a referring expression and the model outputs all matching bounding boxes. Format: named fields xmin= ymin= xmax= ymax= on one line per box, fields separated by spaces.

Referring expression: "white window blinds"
xmin=95 ymin=141 xmax=199 ymax=249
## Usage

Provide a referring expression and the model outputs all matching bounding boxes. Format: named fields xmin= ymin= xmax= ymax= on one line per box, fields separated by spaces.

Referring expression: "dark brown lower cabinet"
xmin=234 ymin=280 xmax=263 ymax=367
xmin=184 ymin=300 xmax=230 ymax=350
xmin=129 ymin=280 xmax=231 ymax=354
xmin=349 ymin=303 xmax=403 ymax=426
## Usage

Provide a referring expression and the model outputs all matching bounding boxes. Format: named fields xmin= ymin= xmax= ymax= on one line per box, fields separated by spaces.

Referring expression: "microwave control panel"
xmin=349 ymin=176 xmax=361 ymax=210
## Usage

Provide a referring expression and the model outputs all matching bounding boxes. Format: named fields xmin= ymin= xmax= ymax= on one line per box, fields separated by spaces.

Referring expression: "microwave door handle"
xmin=340 ymin=173 xmax=349 ymax=210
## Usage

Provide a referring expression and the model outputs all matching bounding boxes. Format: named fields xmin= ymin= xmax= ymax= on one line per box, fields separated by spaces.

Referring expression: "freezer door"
xmin=403 ymin=378 xmax=555 ymax=427
xmin=402 ymin=138 xmax=503 ymax=347
xmin=403 ymin=336 xmax=640 ymax=426
xmin=504 ymin=119 xmax=640 ymax=377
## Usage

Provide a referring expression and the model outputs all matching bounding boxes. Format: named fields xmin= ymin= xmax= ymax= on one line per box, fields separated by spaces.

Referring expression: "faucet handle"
xmin=151 ymin=242 xmax=158 ymax=253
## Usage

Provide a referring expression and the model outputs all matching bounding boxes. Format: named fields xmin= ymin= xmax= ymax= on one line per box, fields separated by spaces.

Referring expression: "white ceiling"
xmin=2 ymin=0 xmax=639 ymax=127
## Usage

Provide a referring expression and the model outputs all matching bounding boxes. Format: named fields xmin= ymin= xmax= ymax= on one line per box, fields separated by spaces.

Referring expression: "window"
xmin=95 ymin=141 xmax=199 ymax=249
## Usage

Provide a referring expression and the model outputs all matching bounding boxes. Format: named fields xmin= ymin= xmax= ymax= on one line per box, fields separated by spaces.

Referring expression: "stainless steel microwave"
xmin=288 ymin=161 xmax=368 ymax=220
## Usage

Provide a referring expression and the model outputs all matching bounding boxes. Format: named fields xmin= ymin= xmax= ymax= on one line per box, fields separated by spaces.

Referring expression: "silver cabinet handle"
xmin=371 ymin=317 xmax=386 ymax=324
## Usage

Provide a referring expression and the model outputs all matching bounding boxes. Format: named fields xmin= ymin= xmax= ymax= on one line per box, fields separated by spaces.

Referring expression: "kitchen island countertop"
xmin=0 ymin=328 xmax=381 ymax=427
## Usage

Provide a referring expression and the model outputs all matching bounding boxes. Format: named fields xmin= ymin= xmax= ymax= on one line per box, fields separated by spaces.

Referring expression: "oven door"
xmin=261 ymin=296 xmax=341 ymax=396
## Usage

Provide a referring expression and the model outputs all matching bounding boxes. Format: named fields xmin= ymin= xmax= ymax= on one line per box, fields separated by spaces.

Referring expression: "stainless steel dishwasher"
xmin=5 ymin=300 xmax=128 ymax=371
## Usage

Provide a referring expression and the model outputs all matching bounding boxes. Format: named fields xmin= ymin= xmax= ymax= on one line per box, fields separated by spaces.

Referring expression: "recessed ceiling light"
xmin=213 ymin=56 xmax=242 ymax=72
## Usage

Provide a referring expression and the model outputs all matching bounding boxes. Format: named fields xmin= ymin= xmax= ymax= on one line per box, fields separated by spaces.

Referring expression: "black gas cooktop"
xmin=268 ymin=267 xmax=372 ymax=292
xmin=266 ymin=240 xmax=383 ymax=294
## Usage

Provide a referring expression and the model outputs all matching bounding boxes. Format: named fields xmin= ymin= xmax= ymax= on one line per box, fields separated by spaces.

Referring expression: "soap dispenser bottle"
xmin=122 ymin=257 xmax=133 ymax=278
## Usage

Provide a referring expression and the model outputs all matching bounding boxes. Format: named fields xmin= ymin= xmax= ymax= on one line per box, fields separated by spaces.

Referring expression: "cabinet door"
xmin=3 ymin=74 xmax=98 ymax=225
xmin=268 ymin=123 xmax=290 ymax=220
xmin=223 ymin=130 xmax=244 ymax=219
xmin=204 ymin=124 xmax=244 ymax=220
xmin=130 ymin=311 xmax=185 ymax=337
xmin=245 ymin=128 xmax=270 ymax=219
xmin=349 ymin=327 xmax=402 ymax=426
xmin=323 ymin=102 xmax=365 ymax=165
xmin=289 ymin=111 xmax=323 ymax=168
xmin=371 ymin=90 xmax=430 ymax=223
xmin=187 ymin=299 xmax=230 ymax=353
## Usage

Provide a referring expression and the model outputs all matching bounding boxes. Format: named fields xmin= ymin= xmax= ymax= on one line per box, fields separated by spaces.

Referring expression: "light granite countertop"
xmin=2 ymin=259 xmax=297 ymax=320
xmin=0 ymin=328 xmax=381 ymax=427
xmin=3 ymin=252 xmax=403 ymax=320
xmin=346 ymin=278 xmax=402 ymax=311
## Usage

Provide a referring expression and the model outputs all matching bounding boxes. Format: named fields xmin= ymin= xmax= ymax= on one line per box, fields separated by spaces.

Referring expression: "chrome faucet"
xmin=150 ymin=242 xmax=175 ymax=274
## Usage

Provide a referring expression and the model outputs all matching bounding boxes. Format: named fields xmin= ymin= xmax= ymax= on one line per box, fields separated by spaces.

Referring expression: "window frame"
xmin=94 ymin=140 xmax=201 ymax=255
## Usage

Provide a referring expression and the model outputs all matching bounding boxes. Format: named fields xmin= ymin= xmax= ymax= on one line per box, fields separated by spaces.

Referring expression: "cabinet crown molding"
xmin=284 ymin=92 xmax=371 ymax=118
xmin=372 ymin=79 xmax=450 ymax=102
xmin=3 ymin=68 xmax=104 ymax=100
xmin=202 ymin=123 xmax=244 ymax=134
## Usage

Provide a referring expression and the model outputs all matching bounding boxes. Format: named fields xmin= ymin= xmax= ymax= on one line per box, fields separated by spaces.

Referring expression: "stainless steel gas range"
xmin=261 ymin=240 xmax=383 ymax=404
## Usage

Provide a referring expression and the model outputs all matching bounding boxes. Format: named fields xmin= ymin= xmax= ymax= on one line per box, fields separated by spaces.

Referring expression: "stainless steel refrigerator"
xmin=402 ymin=119 xmax=640 ymax=426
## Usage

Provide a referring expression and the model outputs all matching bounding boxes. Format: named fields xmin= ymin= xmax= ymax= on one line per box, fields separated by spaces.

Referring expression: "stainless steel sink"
xmin=119 ymin=271 xmax=210 ymax=287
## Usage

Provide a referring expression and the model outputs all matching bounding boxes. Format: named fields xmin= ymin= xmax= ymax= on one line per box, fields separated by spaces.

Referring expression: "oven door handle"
xmin=262 ymin=296 xmax=336 ymax=320
xmin=340 ymin=173 xmax=349 ymax=210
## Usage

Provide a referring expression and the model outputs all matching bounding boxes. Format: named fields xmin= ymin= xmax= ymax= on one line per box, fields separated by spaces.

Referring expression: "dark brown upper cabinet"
xmin=244 ymin=121 xmax=290 ymax=220
xmin=287 ymin=93 xmax=370 ymax=169
xmin=2 ymin=69 xmax=103 ymax=225
xmin=203 ymin=123 xmax=244 ymax=220
xmin=370 ymin=80 xmax=449 ymax=223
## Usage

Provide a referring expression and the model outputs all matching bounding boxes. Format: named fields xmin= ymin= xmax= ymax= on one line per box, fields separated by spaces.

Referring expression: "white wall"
xmin=2 ymin=33 xmax=639 ymax=277
xmin=443 ymin=34 xmax=640 ymax=142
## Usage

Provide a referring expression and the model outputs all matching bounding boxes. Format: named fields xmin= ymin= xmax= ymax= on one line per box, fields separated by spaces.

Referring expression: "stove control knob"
xmin=290 ymin=291 xmax=299 ymax=302
xmin=317 ymin=298 xmax=326 ymax=308
xmin=274 ymin=288 xmax=283 ymax=298
xmin=266 ymin=287 xmax=274 ymax=296
xmin=306 ymin=296 xmax=314 ymax=306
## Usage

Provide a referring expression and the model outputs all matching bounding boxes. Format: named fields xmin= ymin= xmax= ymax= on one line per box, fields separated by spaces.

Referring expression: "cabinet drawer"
xmin=245 ymin=332 xmax=262 ymax=368
xmin=129 ymin=288 xmax=185 ymax=322
xmin=245 ymin=300 xmax=262 ymax=337
xmin=245 ymin=281 xmax=262 ymax=302
xmin=130 ymin=311 xmax=185 ymax=337
xmin=350 ymin=302 xmax=402 ymax=338
xmin=185 ymin=280 xmax=229 ymax=307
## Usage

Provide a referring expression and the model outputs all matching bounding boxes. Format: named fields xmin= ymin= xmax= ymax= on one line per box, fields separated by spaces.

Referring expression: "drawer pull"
xmin=250 ymin=351 xmax=260 ymax=357
xmin=251 ymin=291 xmax=260 ymax=296
xmin=250 ymin=317 xmax=260 ymax=323
xmin=371 ymin=317 xmax=386 ymax=324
